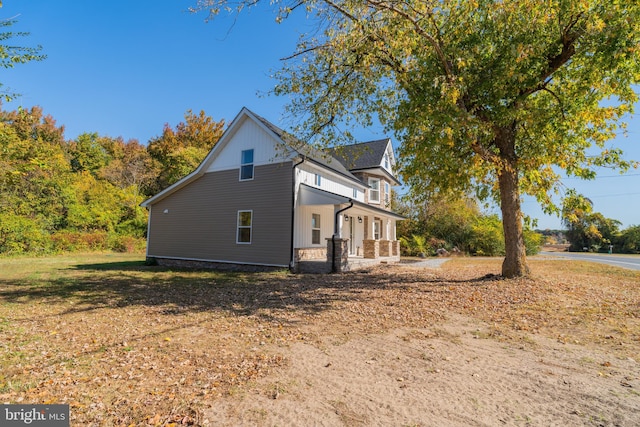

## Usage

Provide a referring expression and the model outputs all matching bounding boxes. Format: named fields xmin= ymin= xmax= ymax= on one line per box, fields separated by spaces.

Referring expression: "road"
xmin=539 ymin=251 xmax=640 ymax=271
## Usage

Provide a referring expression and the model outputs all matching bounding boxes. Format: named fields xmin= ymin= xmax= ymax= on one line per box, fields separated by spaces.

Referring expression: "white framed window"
xmin=311 ymin=213 xmax=321 ymax=245
xmin=369 ymin=177 xmax=380 ymax=203
xmin=373 ymin=220 xmax=381 ymax=240
xmin=353 ymin=187 xmax=358 ymax=198
xmin=240 ymin=149 xmax=254 ymax=181
xmin=237 ymin=210 xmax=252 ymax=244
xmin=314 ymin=173 xmax=322 ymax=186
xmin=384 ymin=153 xmax=390 ymax=170
xmin=385 ymin=182 xmax=390 ymax=206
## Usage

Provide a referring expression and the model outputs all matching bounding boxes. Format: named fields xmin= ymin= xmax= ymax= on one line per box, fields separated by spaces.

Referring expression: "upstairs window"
xmin=384 ymin=153 xmax=390 ymax=170
xmin=385 ymin=182 xmax=390 ymax=206
xmin=369 ymin=177 xmax=380 ymax=203
xmin=311 ymin=213 xmax=321 ymax=245
xmin=314 ymin=173 xmax=322 ymax=186
xmin=240 ymin=149 xmax=254 ymax=180
xmin=237 ymin=210 xmax=252 ymax=243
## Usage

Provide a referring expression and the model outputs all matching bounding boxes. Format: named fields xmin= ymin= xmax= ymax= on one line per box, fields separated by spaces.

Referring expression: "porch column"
xmin=363 ymin=239 xmax=379 ymax=259
xmin=327 ymin=237 xmax=349 ymax=273
xmin=379 ymin=240 xmax=391 ymax=256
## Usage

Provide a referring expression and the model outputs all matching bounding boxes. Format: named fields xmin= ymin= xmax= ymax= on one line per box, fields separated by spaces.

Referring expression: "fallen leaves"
xmin=0 ymin=254 xmax=638 ymax=425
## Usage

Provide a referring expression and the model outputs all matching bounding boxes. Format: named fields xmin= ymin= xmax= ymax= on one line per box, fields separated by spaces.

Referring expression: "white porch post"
xmin=334 ymin=204 xmax=344 ymax=237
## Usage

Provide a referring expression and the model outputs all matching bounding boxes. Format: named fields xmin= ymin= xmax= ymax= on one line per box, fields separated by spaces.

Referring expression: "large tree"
xmin=0 ymin=10 xmax=46 ymax=101
xmin=147 ymin=109 xmax=225 ymax=191
xmin=193 ymin=0 xmax=639 ymax=277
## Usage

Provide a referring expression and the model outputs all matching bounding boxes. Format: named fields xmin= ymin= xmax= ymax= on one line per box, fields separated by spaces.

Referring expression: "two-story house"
xmin=141 ymin=107 xmax=404 ymax=273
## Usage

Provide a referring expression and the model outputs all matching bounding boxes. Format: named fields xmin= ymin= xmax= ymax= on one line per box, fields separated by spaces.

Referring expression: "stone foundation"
xmin=152 ymin=257 xmax=285 ymax=272
xmin=294 ymin=247 xmax=327 ymax=262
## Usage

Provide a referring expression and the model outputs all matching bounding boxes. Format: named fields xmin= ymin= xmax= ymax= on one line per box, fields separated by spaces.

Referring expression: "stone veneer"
xmin=327 ymin=237 xmax=349 ymax=273
xmin=295 ymin=247 xmax=327 ymax=261
xmin=363 ymin=239 xmax=379 ymax=259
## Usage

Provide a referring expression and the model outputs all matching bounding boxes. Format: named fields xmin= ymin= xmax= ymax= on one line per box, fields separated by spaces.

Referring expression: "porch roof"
xmin=298 ymin=184 xmax=405 ymax=220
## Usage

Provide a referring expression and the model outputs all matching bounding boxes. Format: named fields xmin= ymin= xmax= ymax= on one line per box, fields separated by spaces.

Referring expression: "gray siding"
xmin=147 ymin=162 xmax=293 ymax=266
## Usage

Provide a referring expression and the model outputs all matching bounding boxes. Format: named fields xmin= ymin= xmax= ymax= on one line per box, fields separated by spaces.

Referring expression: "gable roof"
xmin=141 ymin=108 xmax=400 ymax=208
xmin=327 ymin=139 xmax=401 ymax=186
xmin=327 ymin=139 xmax=389 ymax=170
xmin=249 ymin=110 xmax=363 ymax=185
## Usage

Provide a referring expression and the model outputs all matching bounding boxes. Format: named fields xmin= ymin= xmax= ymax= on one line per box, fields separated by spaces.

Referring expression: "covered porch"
xmin=293 ymin=185 xmax=404 ymax=273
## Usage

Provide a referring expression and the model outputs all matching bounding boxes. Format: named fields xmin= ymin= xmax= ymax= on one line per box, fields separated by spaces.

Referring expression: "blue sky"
xmin=2 ymin=1 xmax=639 ymax=230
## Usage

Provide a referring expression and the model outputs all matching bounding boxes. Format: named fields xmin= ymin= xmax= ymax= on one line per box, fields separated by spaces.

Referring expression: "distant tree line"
xmin=1 ymin=104 xmax=637 ymax=257
xmin=395 ymin=194 xmax=543 ymax=257
xmin=396 ymin=190 xmax=640 ymax=256
xmin=562 ymin=191 xmax=640 ymax=254
xmin=0 ymin=106 xmax=224 ymax=255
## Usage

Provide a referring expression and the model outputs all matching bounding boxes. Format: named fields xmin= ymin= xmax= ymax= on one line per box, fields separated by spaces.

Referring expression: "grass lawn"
xmin=1 ymin=253 xmax=638 ymax=425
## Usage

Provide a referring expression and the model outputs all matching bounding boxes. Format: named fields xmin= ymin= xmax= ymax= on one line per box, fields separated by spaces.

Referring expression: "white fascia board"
xmin=302 ymin=161 xmax=367 ymax=190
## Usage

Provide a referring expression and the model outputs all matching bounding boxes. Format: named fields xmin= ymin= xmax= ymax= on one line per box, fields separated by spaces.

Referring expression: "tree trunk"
xmin=495 ymin=125 xmax=530 ymax=278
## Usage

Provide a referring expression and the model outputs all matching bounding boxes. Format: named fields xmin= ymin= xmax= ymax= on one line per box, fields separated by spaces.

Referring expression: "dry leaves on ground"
xmin=0 ymin=254 xmax=638 ymax=425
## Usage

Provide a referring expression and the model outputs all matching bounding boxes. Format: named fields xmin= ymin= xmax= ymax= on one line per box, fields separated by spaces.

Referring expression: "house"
xmin=141 ymin=107 xmax=404 ymax=273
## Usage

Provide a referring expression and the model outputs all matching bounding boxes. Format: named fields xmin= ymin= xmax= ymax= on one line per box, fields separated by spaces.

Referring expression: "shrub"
xmin=50 ymin=231 xmax=109 ymax=252
xmin=468 ymin=215 xmax=505 ymax=256
xmin=0 ymin=214 xmax=51 ymax=254
xmin=108 ymin=234 xmax=146 ymax=253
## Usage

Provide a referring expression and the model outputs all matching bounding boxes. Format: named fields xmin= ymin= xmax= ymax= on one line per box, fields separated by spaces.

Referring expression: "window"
xmin=237 ymin=210 xmax=252 ymax=243
xmin=311 ymin=213 xmax=321 ymax=245
xmin=314 ymin=174 xmax=322 ymax=186
xmin=353 ymin=187 xmax=358 ymax=198
xmin=369 ymin=178 xmax=380 ymax=203
xmin=240 ymin=149 xmax=254 ymax=180
xmin=373 ymin=220 xmax=381 ymax=240
xmin=385 ymin=182 xmax=390 ymax=206
xmin=384 ymin=153 xmax=390 ymax=170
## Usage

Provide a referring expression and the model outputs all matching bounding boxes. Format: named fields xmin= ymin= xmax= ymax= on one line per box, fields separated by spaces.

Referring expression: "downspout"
xmin=290 ymin=155 xmax=305 ymax=271
xmin=332 ymin=200 xmax=354 ymax=273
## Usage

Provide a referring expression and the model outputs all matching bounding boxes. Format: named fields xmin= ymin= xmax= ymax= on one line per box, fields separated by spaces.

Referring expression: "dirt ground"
xmin=206 ymin=259 xmax=640 ymax=427
xmin=207 ymin=314 xmax=639 ymax=426
xmin=1 ymin=254 xmax=638 ymax=426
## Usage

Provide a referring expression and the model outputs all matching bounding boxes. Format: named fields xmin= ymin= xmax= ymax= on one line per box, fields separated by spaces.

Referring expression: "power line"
xmin=564 ymin=173 xmax=640 ymax=180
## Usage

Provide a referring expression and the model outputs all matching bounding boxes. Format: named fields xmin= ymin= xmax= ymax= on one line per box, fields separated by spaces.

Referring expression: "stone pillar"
xmin=327 ymin=237 xmax=349 ymax=273
xmin=379 ymin=240 xmax=391 ymax=256
xmin=363 ymin=239 xmax=379 ymax=259
xmin=393 ymin=240 xmax=400 ymax=256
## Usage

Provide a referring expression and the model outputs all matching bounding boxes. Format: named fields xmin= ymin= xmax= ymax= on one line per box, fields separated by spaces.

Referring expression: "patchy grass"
xmin=0 ymin=253 xmax=638 ymax=425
